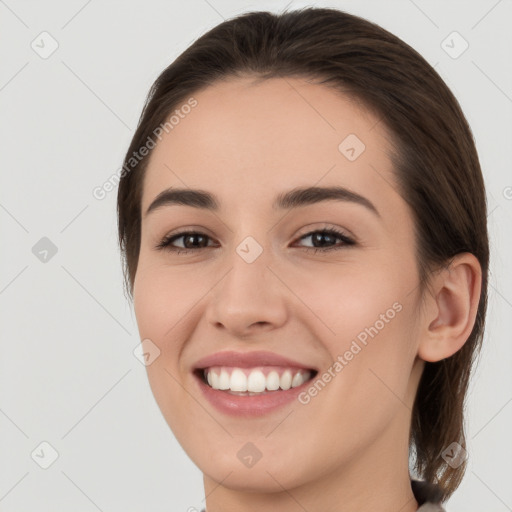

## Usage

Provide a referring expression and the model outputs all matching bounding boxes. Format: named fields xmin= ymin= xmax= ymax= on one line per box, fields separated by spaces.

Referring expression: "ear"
xmin=417 ymin=253 xmax=482 ymax=362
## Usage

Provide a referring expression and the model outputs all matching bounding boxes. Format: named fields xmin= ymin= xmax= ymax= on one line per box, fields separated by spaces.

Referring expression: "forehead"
xmin=141 ymin=76 xmax=403 ymax=220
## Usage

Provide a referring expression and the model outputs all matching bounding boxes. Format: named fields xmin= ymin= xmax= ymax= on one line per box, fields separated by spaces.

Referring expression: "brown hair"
xmin=117 ymin=6 xmax=489 ymax=500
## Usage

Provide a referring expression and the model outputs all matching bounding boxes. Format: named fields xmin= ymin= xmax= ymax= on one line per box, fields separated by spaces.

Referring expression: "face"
xmin=133 ymin=76 xmax=426 ymax=494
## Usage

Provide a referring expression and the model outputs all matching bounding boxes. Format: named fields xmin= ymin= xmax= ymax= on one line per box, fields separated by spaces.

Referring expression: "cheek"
xmin=132 ymin=268 xmax=198 ymax=439
xmin=297 ymin=258 xmax=418 ymax=405
xmin=133 ymin=258 xmax=207 ymax=342
xmin=320 ymin=309 xmax=417 ymax=444
xmin=293 ymin=260 xmax=406 ymax=341
xmin=132 ymin=259 xmax=215 ymax=402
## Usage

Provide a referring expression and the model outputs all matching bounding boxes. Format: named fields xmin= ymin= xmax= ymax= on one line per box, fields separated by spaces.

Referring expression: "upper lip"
xmin=193 ymin=350 xmax=318 ymax=371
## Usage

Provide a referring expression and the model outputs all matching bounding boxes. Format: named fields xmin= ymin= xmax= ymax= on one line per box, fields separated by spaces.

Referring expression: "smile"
xmin=202 ymin=366 xmax=314 ymax=395
xmin=192 ymin=351 xmax=319 ymax=416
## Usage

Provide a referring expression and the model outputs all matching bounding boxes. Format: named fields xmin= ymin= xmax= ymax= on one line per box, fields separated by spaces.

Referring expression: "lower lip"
xmin=193 ymin=371 xmax=315 ymax=417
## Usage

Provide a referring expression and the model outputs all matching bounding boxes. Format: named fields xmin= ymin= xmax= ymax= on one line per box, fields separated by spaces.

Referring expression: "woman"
xmin=117 ymin=7 xmax=488 ymax=511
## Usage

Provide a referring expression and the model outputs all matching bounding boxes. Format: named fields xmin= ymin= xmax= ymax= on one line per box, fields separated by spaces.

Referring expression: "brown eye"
xmin=295 ymin=228 xmax=355 ymax=252
xmin=155 ymin=231 xmax=214 ymax=253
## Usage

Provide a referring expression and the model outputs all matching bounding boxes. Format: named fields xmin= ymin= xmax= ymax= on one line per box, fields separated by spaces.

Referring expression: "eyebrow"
xmin=144 ymin=185 xmax=380 ymax=218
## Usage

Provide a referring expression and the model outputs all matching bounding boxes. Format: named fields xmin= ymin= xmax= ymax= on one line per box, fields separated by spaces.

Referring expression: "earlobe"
xmin=417 ymin=253 xmax=482 ymax=363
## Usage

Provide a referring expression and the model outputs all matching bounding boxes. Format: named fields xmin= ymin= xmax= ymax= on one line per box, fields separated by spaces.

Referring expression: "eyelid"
xmin=295 ymin=222 xmax=355 ymax=240
xmin=159 ymin=225 xmax=218 ymax=242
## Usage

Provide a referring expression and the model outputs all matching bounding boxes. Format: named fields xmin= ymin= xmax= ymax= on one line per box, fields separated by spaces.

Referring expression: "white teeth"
xmin=280 ymin=369 xmax=292 ymax=390
xmin=247 ymin=370 xmax=266 ymax=392
xmin=218 ymin=369 xmax=230 ymax=390
xmin=291 ymin=372 xmax=303 ymax=388
xmin=230 ymin=369 xmax=247 ymax=392
xmin=204 ymin=367 xmax=312 ymax=393
xmin=266 ymin=370 xmax=280 ymax=391
xmin=209 ymin=370 xmax=219 ymax=389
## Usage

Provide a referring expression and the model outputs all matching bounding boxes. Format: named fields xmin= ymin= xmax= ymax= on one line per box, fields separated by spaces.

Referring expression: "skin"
xmin=132 ymin=76 xmax=482 ymax=512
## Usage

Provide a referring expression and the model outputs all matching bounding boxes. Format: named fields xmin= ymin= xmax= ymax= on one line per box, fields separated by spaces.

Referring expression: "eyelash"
xmin=155 ymin=227 xmax=356 ymax=255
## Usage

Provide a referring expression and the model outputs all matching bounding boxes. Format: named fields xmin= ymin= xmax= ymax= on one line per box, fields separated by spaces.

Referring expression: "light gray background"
xmin=1 ymin=0 xmax=511 ymax=510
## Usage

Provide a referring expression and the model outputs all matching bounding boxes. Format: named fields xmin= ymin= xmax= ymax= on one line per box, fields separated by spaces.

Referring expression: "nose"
xmin=204 ymin=248 xmax=288 ymax=338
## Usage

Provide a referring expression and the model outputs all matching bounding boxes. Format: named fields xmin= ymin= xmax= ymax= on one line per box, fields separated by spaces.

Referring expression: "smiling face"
xmin=133 ymin=76 xmax=427 ymax=501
